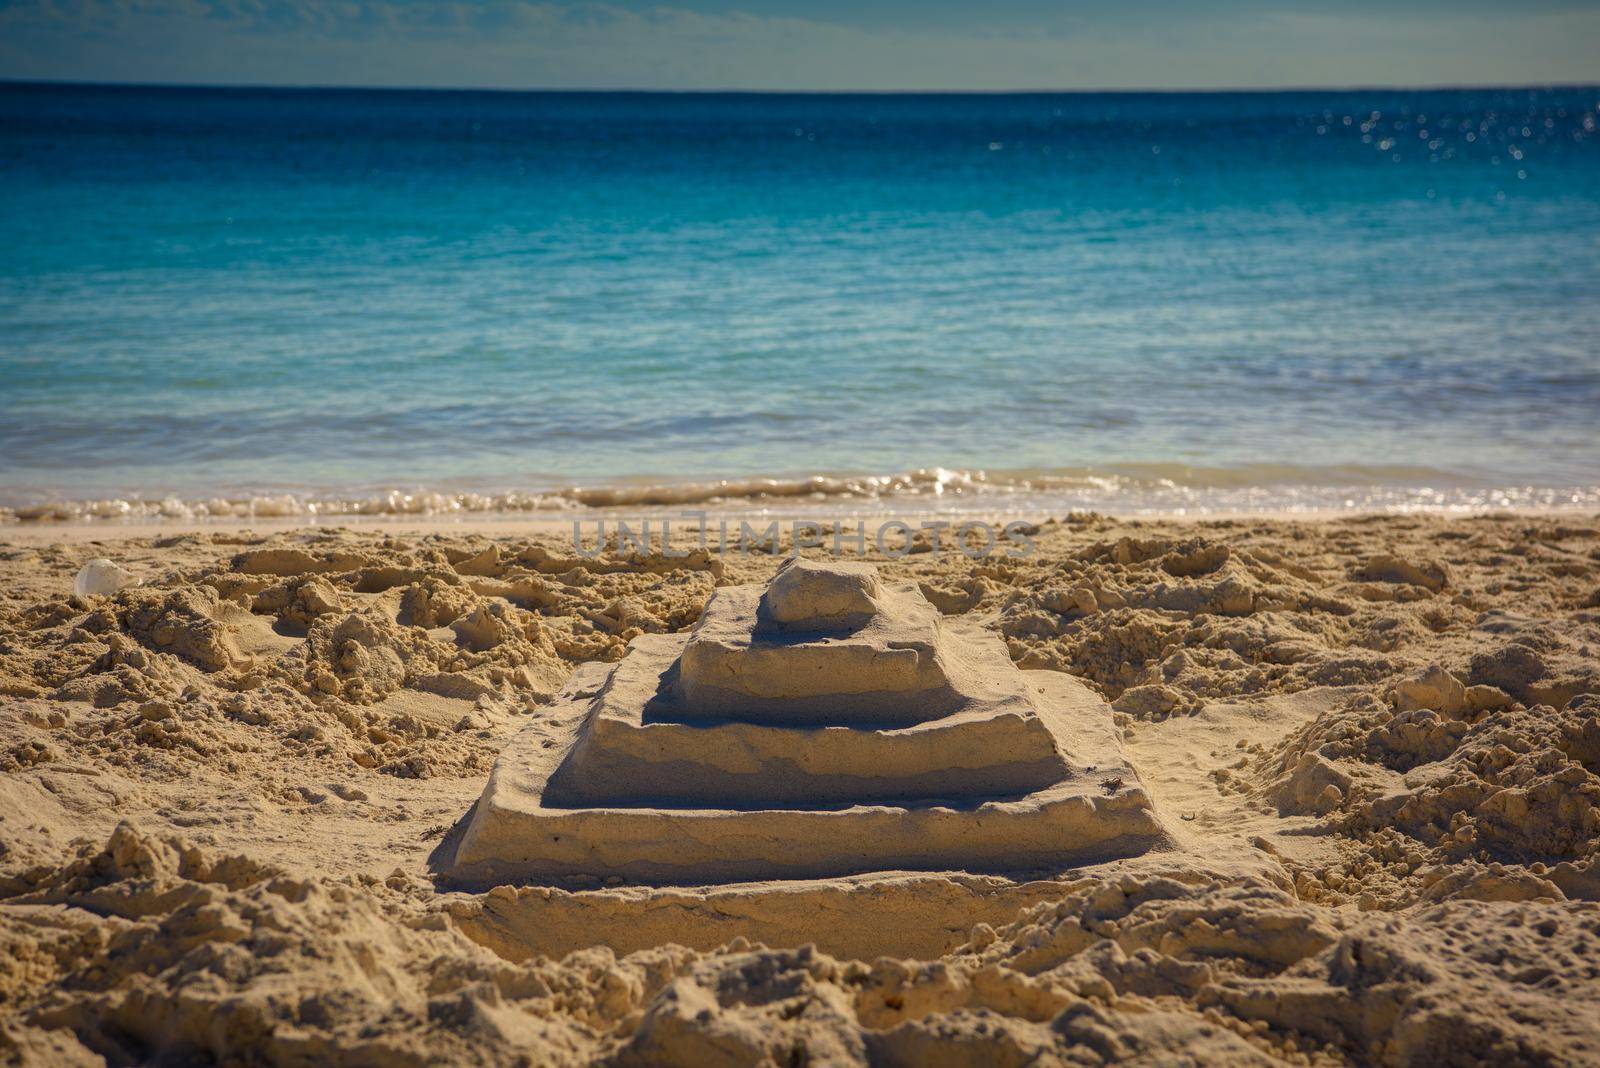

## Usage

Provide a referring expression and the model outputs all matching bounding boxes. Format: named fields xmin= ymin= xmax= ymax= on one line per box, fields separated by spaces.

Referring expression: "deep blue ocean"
xmin=2 ymin=83 xmax=1598 ymax=518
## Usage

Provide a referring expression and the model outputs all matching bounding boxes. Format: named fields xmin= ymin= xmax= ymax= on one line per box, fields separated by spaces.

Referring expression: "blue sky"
xmin=1 ymin=0 xmax=1597 ymax=91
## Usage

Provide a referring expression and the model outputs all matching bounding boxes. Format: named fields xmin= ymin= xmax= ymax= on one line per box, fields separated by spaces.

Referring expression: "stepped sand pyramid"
xmin=445 ymin=559 xmax=1164 ymax=888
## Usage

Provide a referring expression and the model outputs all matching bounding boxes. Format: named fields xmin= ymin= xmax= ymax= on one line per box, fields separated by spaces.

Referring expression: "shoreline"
xmin=5 ymin=504 xmax=1599 ymax=545
xmin=6 ymin=464 xmax=1597 ymax=529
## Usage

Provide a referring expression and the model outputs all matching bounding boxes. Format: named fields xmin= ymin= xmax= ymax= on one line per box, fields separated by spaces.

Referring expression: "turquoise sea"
xmin=2 ymin=83 xmax=1598 ymax=518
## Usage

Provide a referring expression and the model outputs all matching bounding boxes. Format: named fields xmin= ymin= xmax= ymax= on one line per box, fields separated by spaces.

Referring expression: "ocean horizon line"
xmin=4 ymin=78 xmax=1598 ymax=98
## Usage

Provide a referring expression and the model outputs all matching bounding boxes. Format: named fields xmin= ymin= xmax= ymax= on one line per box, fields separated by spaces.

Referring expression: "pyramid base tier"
xmin=448 ymin=868 xmax=1152 ymax=962
xmin=439 ymin=669 xmax=1168 ymax=888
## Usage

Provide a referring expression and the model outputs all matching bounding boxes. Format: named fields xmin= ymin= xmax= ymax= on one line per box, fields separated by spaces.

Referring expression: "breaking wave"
xmin=5 ymin=465 xmax=1598 ymax=524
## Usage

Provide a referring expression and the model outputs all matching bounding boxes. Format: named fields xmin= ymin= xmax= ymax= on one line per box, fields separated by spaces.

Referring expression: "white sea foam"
xmin=6 ymin=467 xmax=1598 ymax=524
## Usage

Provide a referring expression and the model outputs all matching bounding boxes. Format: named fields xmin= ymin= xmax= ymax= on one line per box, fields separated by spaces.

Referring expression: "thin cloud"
xmin=1 ymin=0 xmax=1596 ymax=89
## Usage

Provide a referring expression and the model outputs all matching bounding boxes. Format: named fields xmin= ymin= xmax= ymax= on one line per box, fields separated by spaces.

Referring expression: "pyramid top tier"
xmin=662 ymin=557 xmax=960 ymax=727
xmin=761 ymin=557 xmax=883 ymax=630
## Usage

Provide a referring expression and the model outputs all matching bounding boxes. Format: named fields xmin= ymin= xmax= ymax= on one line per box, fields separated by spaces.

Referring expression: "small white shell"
xmin=74 ymin=558 xmax=138 ymax=598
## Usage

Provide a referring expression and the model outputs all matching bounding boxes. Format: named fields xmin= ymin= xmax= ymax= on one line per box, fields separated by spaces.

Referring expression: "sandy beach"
xmin=2 ymin=510 xmax=1597 ymax=1065
xmin=5 ymin=37 xmax=1599 ymax=1068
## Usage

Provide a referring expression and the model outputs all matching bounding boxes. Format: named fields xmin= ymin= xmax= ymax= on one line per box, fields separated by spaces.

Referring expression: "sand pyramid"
xmin=446 ymin=559 xmax=1163 ymax=887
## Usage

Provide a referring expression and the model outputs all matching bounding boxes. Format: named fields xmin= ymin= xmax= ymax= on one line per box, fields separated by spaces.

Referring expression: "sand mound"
xmin=446 ymin=558 xmax=1164 ymax=888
